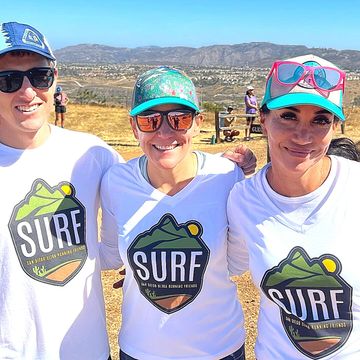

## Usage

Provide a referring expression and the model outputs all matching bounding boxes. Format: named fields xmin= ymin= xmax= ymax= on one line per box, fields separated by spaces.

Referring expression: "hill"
xmin=54 ymin=42 xmax=360 ymax=69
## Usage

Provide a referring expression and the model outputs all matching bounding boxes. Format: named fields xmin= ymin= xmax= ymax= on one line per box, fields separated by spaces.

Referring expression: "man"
xmin=0 ymin=21 xmax=122 ymax=359
xmin=223 ymin=106 xmax=240 ymax=142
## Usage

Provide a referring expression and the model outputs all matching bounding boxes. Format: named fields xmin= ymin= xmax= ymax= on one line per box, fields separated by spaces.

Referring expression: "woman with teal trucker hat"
xmin=100 ymin=66 xmax=254 ymax=359
xmin=228 ymin=54 xmax=360 ymax=359
xmin=129 ymin=66 xmax=200 ymax=116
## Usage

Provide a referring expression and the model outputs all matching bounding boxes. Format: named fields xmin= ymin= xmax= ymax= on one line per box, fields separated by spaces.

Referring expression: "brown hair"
xmin=260 ymin=104 xmax=340 ymax=123
xmin=0 ymin=50 xmax=55 ymax=67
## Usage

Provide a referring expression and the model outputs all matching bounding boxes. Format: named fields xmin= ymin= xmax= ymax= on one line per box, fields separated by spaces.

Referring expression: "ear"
xmin=52 ymin=68 xmax=59 ymax=89
xmin=130 ymin=117 xmax=139 ymax=140
xmin=259 ymin=111 xmax=268 ymax=136
xmin=53 ymin=67 xmax=59 ymax=82
xmin=192 ymin=113 xmax=203 ymax=137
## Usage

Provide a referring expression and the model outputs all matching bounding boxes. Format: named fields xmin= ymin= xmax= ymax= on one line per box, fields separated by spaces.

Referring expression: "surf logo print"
xmin=8 ymin=179 xmax=87 ymax=286
xmin=261 ymin=247 xmax=353 ymax=359
xmin=127 ymin=213 xmax=210 ymax=314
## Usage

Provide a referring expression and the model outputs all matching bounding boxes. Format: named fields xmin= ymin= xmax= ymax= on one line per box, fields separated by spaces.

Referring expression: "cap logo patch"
xmin=297 ymin=61 xmax=321 ymax=90
xmin=22 ymin=28 xmax=45 ymax=49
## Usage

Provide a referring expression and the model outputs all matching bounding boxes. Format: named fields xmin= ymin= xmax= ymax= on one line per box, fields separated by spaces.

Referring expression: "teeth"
xmin=154 ymin=144 xmax=177 ymax=150
xmin=17 ymin=104 xmax=39 ymax=112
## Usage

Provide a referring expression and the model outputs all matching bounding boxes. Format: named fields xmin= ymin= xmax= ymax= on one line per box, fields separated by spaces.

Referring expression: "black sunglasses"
xmin=135 ymin=109 xmax=198 ymax=132
xmin=0 ymin=67 xmax=55 ymax=93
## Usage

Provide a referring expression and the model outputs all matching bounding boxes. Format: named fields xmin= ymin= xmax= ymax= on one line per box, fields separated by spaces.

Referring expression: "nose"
xmin=18 ymin=76 xmax=37 ymax=100
xmin=293 ymin=122 xmax=312 ymax=144
xmin=156 ymin=116 xmax=174 ymax=136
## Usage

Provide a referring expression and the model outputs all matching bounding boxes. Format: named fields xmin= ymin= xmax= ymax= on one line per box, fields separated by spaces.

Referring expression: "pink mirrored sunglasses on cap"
xmin=268 ymin=60 xmax=345 ymax=96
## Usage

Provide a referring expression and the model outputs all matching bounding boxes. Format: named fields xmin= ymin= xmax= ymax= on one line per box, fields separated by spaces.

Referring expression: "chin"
xmin=288 ymin=159 xmax=319 ymax=172
xmin=157 ymin=159 xmax=180 ymax=170
xmin=19 ymin=117 xmax=48 ymax=132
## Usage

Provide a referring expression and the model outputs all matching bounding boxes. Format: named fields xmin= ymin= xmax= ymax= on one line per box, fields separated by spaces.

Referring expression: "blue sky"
xmin=1 ymin=0 xmax=359 ymax=51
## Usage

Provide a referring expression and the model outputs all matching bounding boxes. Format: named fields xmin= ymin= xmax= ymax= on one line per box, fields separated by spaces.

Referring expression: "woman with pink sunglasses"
xmin=228 ymin=54 xmax=360 ymax=359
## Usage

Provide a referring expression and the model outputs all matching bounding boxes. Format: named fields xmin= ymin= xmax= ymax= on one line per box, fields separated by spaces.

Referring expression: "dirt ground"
xmin=65 ymin=104 xmax=360 ymax=360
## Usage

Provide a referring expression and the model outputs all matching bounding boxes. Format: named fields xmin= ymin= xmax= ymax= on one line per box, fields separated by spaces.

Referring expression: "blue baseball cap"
xmin=0 ymin=22 xmax=56 ymax=61
xmin=130 ymin=66 xmax=200 ymax=116
xmin=261 ymin=54 xmax=345 ymax=121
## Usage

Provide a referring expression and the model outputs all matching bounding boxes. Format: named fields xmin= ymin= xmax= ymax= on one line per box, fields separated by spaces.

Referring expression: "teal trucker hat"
xmin=261 ymin=54 xmax=345 ymax=120
xmin=130 ymin=66 xmax=200 ymax=116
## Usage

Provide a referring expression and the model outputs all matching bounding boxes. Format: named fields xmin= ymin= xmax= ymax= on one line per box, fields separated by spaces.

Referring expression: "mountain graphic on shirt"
xmin=264 ymin=249 xmax=342 ymax=288
xmin=261 ymin=247 xmax=353 ymax=359
xmin=15 ymin=181 xmax=78 ymax=221
xmin=132 ymin=214 xmax=203 ymax=251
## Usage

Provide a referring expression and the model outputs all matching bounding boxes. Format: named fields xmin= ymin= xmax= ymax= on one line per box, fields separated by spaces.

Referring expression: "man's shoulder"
xmin=103 ymin=157 xmax=139 ymax=183
xmin=52 ymin=126 xmax=118 ymax=152
xmin=50 ymin=125 xmax=124 ymax=162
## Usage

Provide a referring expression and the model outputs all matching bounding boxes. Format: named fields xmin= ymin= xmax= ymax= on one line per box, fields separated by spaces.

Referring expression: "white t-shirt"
xmin=0 ymin=125 xmax=122 ymax=360
xmin=100 ymin=151 xmax=246 ymax=360
xmin=228 ymin=156 xmax=360 ymax=359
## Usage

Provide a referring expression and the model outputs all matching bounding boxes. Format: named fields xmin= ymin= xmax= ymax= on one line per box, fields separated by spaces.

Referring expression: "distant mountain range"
xmin=54 ymin=42 xmax=360 ymax=69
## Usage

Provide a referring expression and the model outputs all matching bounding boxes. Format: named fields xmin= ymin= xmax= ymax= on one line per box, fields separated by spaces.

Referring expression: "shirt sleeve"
xmin=99 ymin=169 xmax=123 ymax=270
xmin=226 ymin=183 xmax=249 ymax=276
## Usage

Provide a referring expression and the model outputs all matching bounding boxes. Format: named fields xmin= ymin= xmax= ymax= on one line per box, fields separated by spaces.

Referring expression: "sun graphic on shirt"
xmin=187 ymin=223 xmax=200 ymax=236
xmin=60 ymin=184 xmax=72 ymax=196
xmin=322 ymin=258 xmax=337 ymax=273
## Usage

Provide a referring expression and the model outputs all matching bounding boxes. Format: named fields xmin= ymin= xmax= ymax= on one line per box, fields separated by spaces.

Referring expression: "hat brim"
xmin=130 ymin=97 xmax=200 ymax=116
xmin=0 ymin=46 xmax=56 ymax=61
xmin=266 ymin=93 xmax=345 ymax=121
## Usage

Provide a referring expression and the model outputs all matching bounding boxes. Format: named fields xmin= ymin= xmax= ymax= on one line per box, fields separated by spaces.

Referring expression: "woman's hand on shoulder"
xmin=223 ymin=144 xmax=257 ymax=175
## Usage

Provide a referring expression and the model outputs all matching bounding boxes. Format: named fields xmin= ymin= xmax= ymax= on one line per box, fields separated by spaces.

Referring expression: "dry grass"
xmin=61 ymin=104 xmax=360 ymax=360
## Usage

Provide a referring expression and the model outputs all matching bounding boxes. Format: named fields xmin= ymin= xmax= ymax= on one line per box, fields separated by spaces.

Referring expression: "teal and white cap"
xmin=130 ymin=66 xmax=200 ymax=116
xmin=261 ymin=54 xmax=345 ymax=120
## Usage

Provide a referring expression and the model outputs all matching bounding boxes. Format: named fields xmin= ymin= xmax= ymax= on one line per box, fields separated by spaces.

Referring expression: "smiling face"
xmin=261 ymin=104 xmax=338 ymax=181
xmin=0 ymin=52 xmax=57 ymax=148
xmin=131 ymin=103 xmax=202 ymax=173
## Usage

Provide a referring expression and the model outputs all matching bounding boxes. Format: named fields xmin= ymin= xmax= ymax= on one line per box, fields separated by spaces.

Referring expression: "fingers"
xmin=222 ymin=146 xmax=257 ymax=175
xmin=239 ymin=148 xmax=257 ymax=175
xmin=241 ymin=155 xmax=257 ymax=175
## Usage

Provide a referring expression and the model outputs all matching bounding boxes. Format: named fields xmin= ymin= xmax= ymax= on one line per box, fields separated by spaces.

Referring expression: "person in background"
xmin=223 ymin=105 xmax=240 ymax=142
xmin=228 ymin=54 xmax=360 ymax=359
xmin=244 ymin=85 xmax=258 ymax=140
xmin=0 ymin=21 xmax=123 ymax=359
xmin=327 ymin=137 xmax=360 ymax=161
xmin=54 ymin=85 xmax=69 ymax=127
xmin=100 ymin=66 xmax=250 ymax=360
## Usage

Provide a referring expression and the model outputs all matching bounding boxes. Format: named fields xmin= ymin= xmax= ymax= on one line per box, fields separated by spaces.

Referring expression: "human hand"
xmin=113 ymin=267 xmax=126 ymax=289
xmin=223 ymin=144 xmax=257 ymax=175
